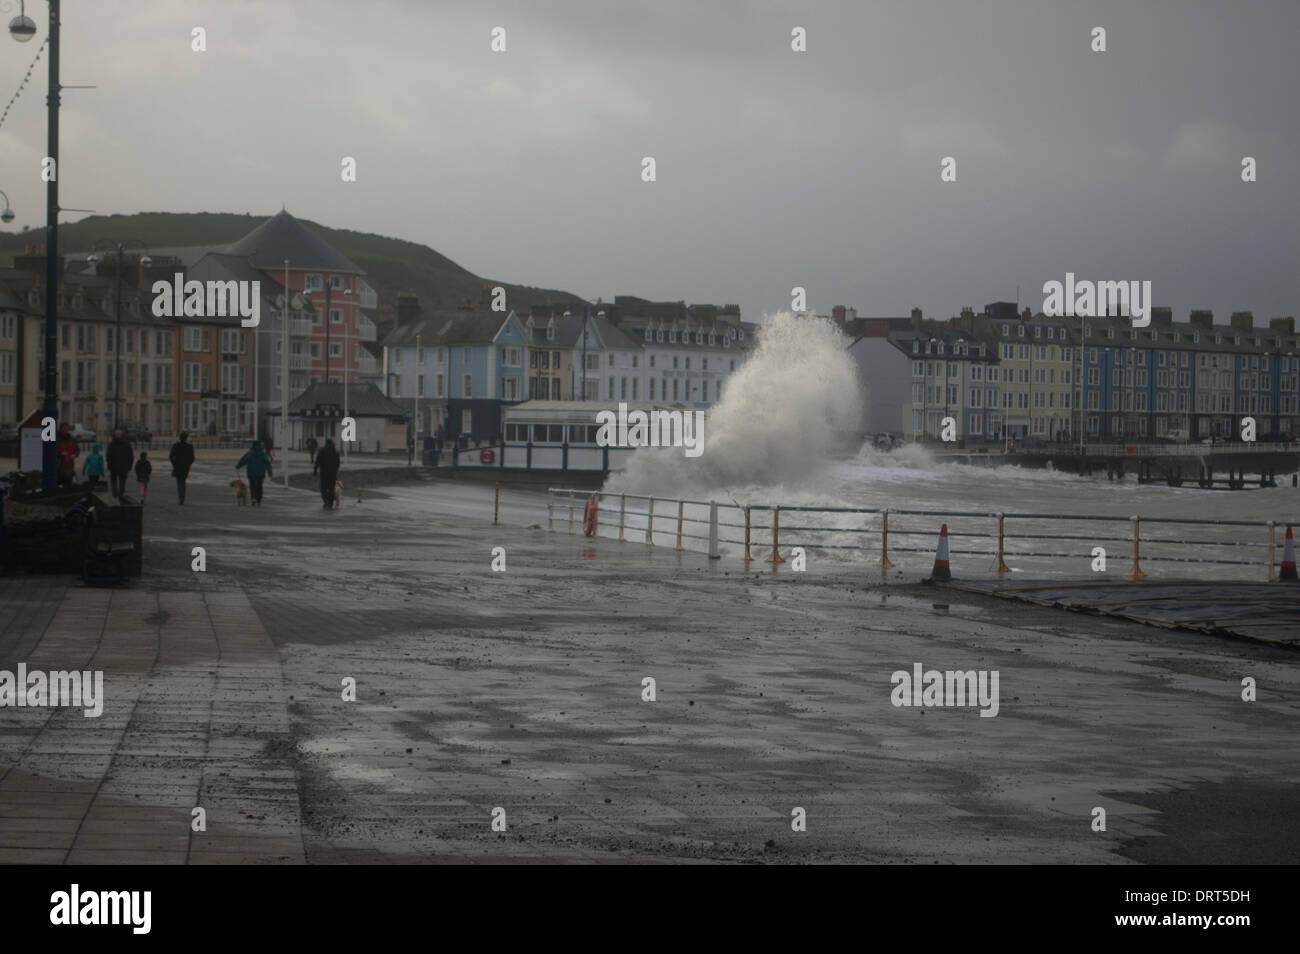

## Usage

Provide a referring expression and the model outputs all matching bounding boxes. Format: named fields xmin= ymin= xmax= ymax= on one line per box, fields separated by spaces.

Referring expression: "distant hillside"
xmin=0 ymin=212 xmax=585 ymax=330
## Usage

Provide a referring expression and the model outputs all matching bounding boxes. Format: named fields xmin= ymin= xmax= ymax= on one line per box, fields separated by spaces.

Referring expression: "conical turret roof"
xmin=225 ymin=209 xmax=363 ymax=274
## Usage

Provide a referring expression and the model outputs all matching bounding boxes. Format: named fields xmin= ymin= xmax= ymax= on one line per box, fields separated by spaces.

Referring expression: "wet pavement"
xmin=1 ymin=450 xmax=1298 ymax=863
xmin=948 ymin=580 xmax=1300 ymax=646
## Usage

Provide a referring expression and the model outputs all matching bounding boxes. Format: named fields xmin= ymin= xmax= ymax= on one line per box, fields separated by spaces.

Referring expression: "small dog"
xmin=231 ymin=478 xmax=249 ymax=506
xmin=333 ymin=479 xmax=343 ymax=509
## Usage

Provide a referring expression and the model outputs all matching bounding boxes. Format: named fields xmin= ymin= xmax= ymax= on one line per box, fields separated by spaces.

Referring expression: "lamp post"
xmin=413 ymin=331 xmax=421 ymax=449
xmin=9 ymin=1 xmax=57 ymax=487
xmin=0 ymin=189 xmax=13 ymax=223
xmin=87 ymin=239 xmax=149 ymax=433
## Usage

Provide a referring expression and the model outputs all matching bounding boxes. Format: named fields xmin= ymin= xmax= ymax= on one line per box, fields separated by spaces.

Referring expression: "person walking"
xmin=81 ymin=442 xmax=106 ymax=491
xmin=169 ymin=431 xmax=195 ymax=505
xmin=313 ymin=437 xmax=340 ymax=510
xmin=55 ymin=424 xmax=78 ymax=488
xmin=106 ymin=428 xmax=134 ymax=500
xmin=306 ymin=435 xmax=318 ymax=465
xmin=235 ymin=440 xmax=274 ymax=507
xmin=134 ymin=452 xmax=152 ymax=503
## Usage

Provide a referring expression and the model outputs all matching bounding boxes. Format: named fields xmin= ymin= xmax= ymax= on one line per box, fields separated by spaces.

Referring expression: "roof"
xmin=289 ymin=382 xmax=408 ymax=417
xmin=225 ymin=210 xmax=363 ymax=275
xmin=186 ymin=252 xmax=308 ymax=317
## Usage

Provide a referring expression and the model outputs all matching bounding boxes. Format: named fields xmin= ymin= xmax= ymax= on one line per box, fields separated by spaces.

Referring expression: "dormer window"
xmin=1107 ymin=328 xmax=1115 ymax=339
xmin=1046 ymin=328 xmax=1054 ymax=339
xmin=912 ymin=340 xmax=919 ymax=354
xmin=669 ymin=330 xmax=677 ymax=343
xmin=1017 ymin=325 xmax=1025 ymax=337
xmin=1034 ymin=327 xmax=1041 ymax=338
xmin=644 ymin=328 xmax=652 ymax=341
xmin=708 ymin=334 xmax=715 ymax=346
xmin=1002 ymin=324 xmax=1010 ymax=336
xmin=695 ymin=332 xmax=703 ymax=345
xmin=656 ymin=330 xmax=664 ymax=343
xmin=1233 ymin=335 xmax=1240 ymax=345
xmin=1192 ymin=332 xmax=1200 ymax=343
xmin=723 ymin=335 xmax=730 ymax=347
xmin=1214 ymin=334 xmax=1222 ymax=344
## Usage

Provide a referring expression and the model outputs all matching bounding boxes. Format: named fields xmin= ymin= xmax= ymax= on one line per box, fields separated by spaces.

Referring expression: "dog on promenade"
xmin=230 ymin=478 xmax=249 ymax=506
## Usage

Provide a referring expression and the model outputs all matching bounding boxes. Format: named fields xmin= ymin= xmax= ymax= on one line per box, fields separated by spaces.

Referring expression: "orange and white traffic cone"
xmin=927 ymin=523 xmax=952 ymax=582
xmin=1281 ymin=525 xmax=1297 ymax=581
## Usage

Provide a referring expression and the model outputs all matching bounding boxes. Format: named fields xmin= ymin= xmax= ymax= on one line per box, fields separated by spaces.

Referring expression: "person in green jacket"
xmin=81 ymin=442 xmax=106 ymax=491
xmin=235 ymin=440 xmax=273 ymax=507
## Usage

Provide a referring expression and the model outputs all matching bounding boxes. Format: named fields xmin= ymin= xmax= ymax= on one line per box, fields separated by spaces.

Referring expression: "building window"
xmin=462 ymin=373 xmax=472 ymax=398
xmin=328 ymin=343 xmax=342 ymax=358
xmin=329 ymin=309 xmax=342 ymax=324
xmin=305 ymin=274 xmax=323 ymax=291
xmin=183 ymin=362 xmax=200 ymax=392
xmin=329 ymin=275 xmax=344 ymax=290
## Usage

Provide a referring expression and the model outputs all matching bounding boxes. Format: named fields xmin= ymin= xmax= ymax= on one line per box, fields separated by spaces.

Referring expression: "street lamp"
xmin=87 ymin=239 xmax=149 ymax=432
xmin=0 ymin=189 xmax=13 ymax=223
xmin=11 ymin=0 xmax=58 ymax=487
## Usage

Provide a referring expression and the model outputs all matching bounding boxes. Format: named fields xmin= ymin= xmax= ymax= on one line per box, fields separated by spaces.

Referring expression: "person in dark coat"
xmin=134 ymin=452 xmax=152 ymax=503
xmin=235 ymin=440 xmax=273 ymax=506
xmin=106 ymin=428 xmax=134 ymax=500
xmin=313 ymin=437 xmax=340 ymax=510
xmin=169 ymin=431 xmax=195 ymax=505
xmin=306 ymin=435 xmax=318 ymax=465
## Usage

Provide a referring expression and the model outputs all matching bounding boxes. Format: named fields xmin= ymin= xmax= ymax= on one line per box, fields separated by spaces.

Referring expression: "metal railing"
xmin=546 ymin=487 xmax=1300 ymax=582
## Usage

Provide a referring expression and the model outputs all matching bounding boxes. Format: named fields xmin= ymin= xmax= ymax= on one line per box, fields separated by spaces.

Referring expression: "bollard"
xmin=619 ymin=493 xmax=627 ymax=542
xmin=1130 ymin=515 xmax=1147 ymax=580
xmin=768 ymin=505 xmax=785 ymax=564
xmin=880 ymin=509 xmax=894 ymax=568
xmin=675 ymin=499 xmax=685 ymax=551
xmin=646 ymin=497 xmax=654 ymax=546
xmin=1268 ymin=520 xmax=1276 ymax=582
xmin=996 ymin=513 xmax=1011 ymax=574
xmin=744 ymin=507 xmax=752 ymax=563
xmin=547 ymin=500 xmax=554 ymax=533
xmin=494 ymin=482 xmax=500 ymax=527
xmin=568 ymin=499 xmax=574 ymax=535
xmin=707 ymin=502 xmax=720 ymax=559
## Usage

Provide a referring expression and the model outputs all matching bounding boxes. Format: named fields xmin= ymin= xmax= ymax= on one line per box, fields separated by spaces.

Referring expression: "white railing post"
xmin=708 ymin=502 xmax=720 ymax=559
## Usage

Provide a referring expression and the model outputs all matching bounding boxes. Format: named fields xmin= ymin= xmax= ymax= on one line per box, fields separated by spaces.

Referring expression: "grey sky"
xmin=0 ymin=0 xmax=1296 ymax=324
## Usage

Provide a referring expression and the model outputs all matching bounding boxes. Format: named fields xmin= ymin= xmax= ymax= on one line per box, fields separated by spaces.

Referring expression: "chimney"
xmin=1021 ymin=307 xmax=1032 ymax=321
xmin=910 ymin=307 xmax=922 ymax=326
xmin=13 ymin=248 xmax=65 ymax=278
xmin=1189 ymin=310 xmax=1214 ymax=329
xmin=832 ymin=305 xmax=845 ymax=320
xmin=1269 ymin=316 xmax=1295 ymax=335
xmin=1150 ymin=306 xmax=1173 ymax=327
xmin=396 ymin=293 xmax=420 ymax=325
xmin=1229 ymin=311 xmax=1254 ymax=332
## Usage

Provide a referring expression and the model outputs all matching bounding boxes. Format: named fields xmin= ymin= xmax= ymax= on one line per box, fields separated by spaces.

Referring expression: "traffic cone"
xmin=1281 ymin=525 xmax=1297 ymax=581
xmin=927 ymin=524 xmax=952 ymax=582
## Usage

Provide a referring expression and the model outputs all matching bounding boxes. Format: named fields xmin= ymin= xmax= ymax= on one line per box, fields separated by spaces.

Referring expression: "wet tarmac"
xmin=2 ymin=453 xmax=1298 ymax=863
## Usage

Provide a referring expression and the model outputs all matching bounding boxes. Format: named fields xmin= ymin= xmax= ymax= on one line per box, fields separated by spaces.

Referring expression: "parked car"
xmin=118 ymin=420 xmax=152 ymax=443
xmin=68 ymin=423 xmax=96 ymax=443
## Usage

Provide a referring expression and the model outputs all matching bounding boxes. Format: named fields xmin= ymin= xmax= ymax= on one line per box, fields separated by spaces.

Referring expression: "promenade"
xmin=1 ymin=451 xmax=1298 ymax=863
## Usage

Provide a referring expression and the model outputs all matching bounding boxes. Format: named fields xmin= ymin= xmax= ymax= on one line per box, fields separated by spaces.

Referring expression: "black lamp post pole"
xmin=113 ymin=245 xmax=121 ymax=426
xmin=40 ymin=1 xmax=60 ymax=488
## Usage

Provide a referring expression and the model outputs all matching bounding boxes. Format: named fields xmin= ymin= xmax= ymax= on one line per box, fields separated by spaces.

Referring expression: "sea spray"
xmin=606 ymin=311 xmax=862 ymax=496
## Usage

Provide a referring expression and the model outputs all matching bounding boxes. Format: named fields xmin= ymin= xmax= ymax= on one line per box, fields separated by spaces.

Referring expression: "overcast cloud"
xmin=0 ymin=0 xmax=1295 ymax=323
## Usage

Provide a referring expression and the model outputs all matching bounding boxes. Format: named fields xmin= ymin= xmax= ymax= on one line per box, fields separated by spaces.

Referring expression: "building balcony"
xmin=288 ymin=355 xmax=312 ymax=370
xmin=290 ymin=318 xmax=315 ymax=337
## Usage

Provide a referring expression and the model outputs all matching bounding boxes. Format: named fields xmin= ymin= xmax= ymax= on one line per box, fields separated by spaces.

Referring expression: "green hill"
xmin=0 ymin=211 xmax=585 ymax=329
